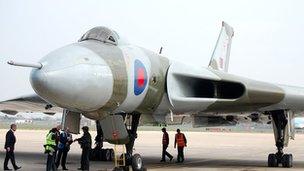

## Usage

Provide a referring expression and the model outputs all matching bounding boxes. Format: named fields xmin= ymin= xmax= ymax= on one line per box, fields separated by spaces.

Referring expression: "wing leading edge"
xmin=0 ymin=94 xmax=62 ymax=115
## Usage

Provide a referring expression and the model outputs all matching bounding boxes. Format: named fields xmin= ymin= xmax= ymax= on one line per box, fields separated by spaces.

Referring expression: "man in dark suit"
xmin=3 ymin=124 xmax=21 ymax=170
xmin=56 ymin=128 xmax=73 ymax=170
xmin=74 ymin=126 xmax=92 ymax=171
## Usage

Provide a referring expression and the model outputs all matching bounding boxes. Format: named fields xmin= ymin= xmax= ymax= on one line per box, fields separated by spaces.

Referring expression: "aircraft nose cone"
xmin=30 ymin=43 xmax=113 ymax=112
xmin=30 ymin=69 xmax=47 ymax=96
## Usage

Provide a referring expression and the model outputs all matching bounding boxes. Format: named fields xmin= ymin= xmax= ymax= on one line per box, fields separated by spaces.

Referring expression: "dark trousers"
xmin=162 ymin=145 xmax=173 ymax=161
xmin=55 ymin=149 xmax=68 ymax=169
xmin=3 ymin=150 xmax=17 ymax=169
xmin=177 ymin=147 xmax=184 ymax=162
xmin=81 ymin=148 xmax=90 ymax=170
xmin=54 ymin=149 xmax=58 ymax=162
xmin=46 ymin=152 xmax=56 ymax=171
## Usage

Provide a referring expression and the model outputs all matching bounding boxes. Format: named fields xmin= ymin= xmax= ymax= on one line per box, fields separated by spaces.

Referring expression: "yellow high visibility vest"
xmin=45 ymin=132 xmax=56 ymax=151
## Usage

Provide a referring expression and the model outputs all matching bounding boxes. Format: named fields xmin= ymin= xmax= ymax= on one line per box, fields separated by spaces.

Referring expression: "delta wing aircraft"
xmin=1 ymin=22 xmax=304 ymax=170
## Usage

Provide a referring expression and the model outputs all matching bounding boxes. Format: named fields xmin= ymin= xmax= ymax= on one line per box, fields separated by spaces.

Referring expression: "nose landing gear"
xmin=113 ymin=112 xmax=144 ymax=171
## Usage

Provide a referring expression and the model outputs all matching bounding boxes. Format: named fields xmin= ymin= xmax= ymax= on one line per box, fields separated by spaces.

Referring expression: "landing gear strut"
xmin=95 ymin=120 xmax=104 ymax=149
xmin=121 ymin=112 xmax=144 ymax=171
xmin=268 ymin=110 xmax=293 ymax=168
xmin=90 ymin=120 xmax=114 ymax=161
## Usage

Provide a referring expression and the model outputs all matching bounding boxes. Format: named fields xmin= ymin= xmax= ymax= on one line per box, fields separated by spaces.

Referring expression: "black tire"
xmin=100 ymin=149 xmax=106 ymax=161
xmin=120 ymin=153 xmax=132 ymax=166
xmin=89 ymin=149 xmax=93 ymax=160
xmin=268 ymin=153 xmax=278 ymax=167
xmin=89 ymin=149 xmax=98 ymax=161
xmin=132 ymin=154 xmax=144 ymax=171
xmin=105 ymin=148 xmax=111 ymax=161
xmin=109 ymin=148 xmax=115 ymax=161
xmin=282 ymin=154 xmax=293 ymax=168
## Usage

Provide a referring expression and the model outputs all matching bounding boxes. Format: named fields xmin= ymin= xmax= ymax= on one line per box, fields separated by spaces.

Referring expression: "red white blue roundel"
xmin=134 ymin=59 xmax=147 ymax=96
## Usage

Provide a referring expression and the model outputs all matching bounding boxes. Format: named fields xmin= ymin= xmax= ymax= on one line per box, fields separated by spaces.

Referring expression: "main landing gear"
xmin=90 ymin=120 xmax=115 ymax=161
xmin=267 ymin=110 xmax=293 ymax=168
xmin=91 ymin=113 xmax=144 ymax=170
xmin=126 ymin=113 xmax=144 ymax=171
xmin=120 ymin=112 xmax=144 ymax=171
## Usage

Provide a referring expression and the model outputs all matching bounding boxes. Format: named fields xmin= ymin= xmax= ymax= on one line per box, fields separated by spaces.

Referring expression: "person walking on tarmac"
xmin=3 ymin=124 xmax=21 ymax=171
xmin=160 ymin=128 xmax=173 ymax=162
xmin=174 ymin=129 xmax=187 ymax=163
xmin=56 ymin=128 xmax=73 ymax=170
xmin=74 ymin=126 xmax=92 ymax=171
xmin=44 ymin=128 xmax=58 ymax=171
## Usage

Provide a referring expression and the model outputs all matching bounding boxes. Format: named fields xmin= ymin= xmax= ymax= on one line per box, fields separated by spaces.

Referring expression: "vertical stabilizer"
xmin=208 ymin=21 xmax=234 ymax=72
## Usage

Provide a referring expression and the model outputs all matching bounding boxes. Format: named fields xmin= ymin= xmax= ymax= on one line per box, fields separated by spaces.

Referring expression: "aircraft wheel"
xmin=100 ymin=149 xmax=106 ymax=161
xmin=90 ymin=148 xmax=99 ymax=161
xmin=120 ymin=153 xmax=132 ymax=165
xmin=105 ymin=149 xmax=112 ymax=161
xmin=109 ymin=148 xmax=115 ymax=161
xmin=268 ymin=153 xmax=278 ymax=167
xmin=282 ymin=154 xmax=293 ymax=168
xmin=132 ymin=154 xmax=144 ymax=171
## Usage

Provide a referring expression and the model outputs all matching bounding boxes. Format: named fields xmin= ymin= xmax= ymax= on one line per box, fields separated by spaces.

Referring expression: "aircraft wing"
xmin=0 ymin=94 xmax=62 ymax=115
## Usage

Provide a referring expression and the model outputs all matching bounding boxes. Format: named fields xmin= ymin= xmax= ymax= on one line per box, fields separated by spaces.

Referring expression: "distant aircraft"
xmin=15 ymin=119 xmax=33 ymax=124
xmin=294 ymin=117 xmax=304 ymax=129
xmin=1 ymin=21 xmax=303 ymax=169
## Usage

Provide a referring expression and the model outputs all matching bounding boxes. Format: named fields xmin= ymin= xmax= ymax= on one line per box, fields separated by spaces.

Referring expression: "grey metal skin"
xmin=1 ymin=25 xmax=300 ymax=122
xmin=2 ymin=23 xmax=303 ymax=168
xmin=3 ymin=24 xmax=304 ymax=125
xmin=30 ymin=43 xmax=114 ymax=114
xmin=29 ymin=41 xmax=168 ymax=121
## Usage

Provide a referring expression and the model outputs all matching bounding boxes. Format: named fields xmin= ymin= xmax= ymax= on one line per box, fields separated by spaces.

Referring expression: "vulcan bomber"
xmin=1 ymin=22 xmax=304 ymax=169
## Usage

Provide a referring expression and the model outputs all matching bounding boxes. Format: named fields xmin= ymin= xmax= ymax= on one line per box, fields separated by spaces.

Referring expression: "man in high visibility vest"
xmin=44 ymin=128 xmax=57 ymax=171
xmin=174 ymin=129 xmax=187 ymax=163
xmin=160 ymin=128 xmax=173 ymax=162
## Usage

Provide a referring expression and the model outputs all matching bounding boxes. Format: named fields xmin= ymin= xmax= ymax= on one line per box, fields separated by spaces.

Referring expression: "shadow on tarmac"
xmin=1 ymin=151 xmax=304 ymax=170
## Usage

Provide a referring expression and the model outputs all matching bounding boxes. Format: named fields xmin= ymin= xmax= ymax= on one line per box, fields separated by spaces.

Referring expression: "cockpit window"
xmin=79 ymin=26 xmax=118 ymax=45
xmin=108 ymin=36 xmax=116 ymax=43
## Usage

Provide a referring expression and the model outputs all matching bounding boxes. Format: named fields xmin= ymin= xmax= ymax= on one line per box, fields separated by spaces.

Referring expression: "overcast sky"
xmin=1 ymin=0 xmax=304 ymax=101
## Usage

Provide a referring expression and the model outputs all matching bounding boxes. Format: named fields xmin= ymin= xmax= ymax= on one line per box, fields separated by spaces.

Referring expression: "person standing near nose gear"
xmin=56 ymin=128 xmax=73 ymax=170
xmin=160 ymin=128 xmax=173 ymax=162
xmin=53 ymin=125 xmax=61 ymax=163
xmin=45 ymin=128 xmax=57 ymax=171
xmin=3 ymin=124 xmax=21 ymax=171
xmin=74 ymin=126 xmax=92 ymax=171
xmin=174 ymin=129 xmax=187 ymax=163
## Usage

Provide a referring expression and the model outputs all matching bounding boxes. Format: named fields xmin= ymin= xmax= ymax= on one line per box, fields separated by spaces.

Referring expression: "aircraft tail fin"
xmin=208 ymin=21 xmax=234 ymax=72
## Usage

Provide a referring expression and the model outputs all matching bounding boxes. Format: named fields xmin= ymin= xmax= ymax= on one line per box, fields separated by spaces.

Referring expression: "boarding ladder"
xmin=113 ymin=144 xmax=126 ymax=168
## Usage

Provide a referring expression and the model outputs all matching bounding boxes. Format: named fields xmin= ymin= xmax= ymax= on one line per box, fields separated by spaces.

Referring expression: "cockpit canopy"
xmin=79 ymin=26 xmax=124 ymax=46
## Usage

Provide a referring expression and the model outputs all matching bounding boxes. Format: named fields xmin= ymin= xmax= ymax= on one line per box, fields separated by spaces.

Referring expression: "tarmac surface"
xmin=1 ymin=129 xmax=304 ymax=170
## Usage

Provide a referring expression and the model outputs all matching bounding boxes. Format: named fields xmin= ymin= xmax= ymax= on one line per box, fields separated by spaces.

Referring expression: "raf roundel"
xmin=134 ymin=59 xmax=147 ymax=96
